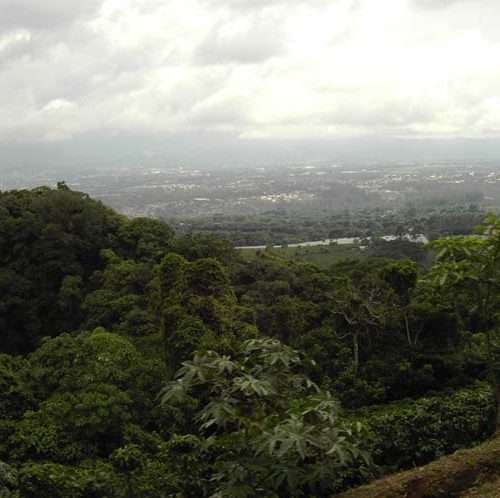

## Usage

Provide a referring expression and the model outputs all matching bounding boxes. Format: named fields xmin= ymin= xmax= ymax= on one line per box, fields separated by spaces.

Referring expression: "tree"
xmin=81 ymin=251 xmax=155 ymax=336
xmin=173 ymin=233 xmax=236 ymax=265
xmin=11 ymin=384 xmax=132 ymax=462
xmin=0 ymin=354 xmax=33 ymax=420
xmin=157 ymin=255 xmax=257 ymax=373
xmin=161 ymin=338 xmax=368 ymax=497
xmin=117 ymin=217 xmax=174 ymax=263
xmin=16 ymin=461 xmax=122 ymax=498
xmin=0 ymin=187 xmax=124 ymax=353
xmin=26 ymin=329 xmax=141 ymax=398
xmin=0 ymin=460 xmax=18 ymax=497
xmin=379 ymin=260 xmax=418 ymax=346
xmin=333 ymin=276 xmax=388 ymax=371
xmin=186 ymin=258 xmax=233 ymax=300
xmin=429 ymin=214 xmax=500 ymax=427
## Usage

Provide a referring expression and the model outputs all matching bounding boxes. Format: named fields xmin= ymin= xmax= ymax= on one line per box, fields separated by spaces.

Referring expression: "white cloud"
xmin=0 ymin=0 xmax=500 ymax=145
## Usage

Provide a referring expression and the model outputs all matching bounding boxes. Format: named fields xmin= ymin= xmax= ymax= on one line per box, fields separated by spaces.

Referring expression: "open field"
xmin=238 ymin=242 xmax=365 ymax=267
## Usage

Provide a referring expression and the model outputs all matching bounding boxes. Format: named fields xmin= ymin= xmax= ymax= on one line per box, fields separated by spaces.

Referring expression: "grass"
xmin=461 ymin=477 xmax=500 ymax=497
xmin=334 ymin=432 xmax=500 ymax=498
xmin=238 ymin=243 xmax=365 ymax=267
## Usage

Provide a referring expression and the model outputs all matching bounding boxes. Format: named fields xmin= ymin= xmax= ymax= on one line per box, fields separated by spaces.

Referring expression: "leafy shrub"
xmin=162 ymin=338 xmax=369 ymax=497
xmin=17 ymin=461 xmax=122 ymax=498
xmin=355 ymin=382 xmax=495 ymax=472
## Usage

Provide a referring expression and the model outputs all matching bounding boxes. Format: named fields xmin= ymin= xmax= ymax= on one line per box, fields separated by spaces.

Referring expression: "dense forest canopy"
xmin=0 ymin=186 xmax=498 ymax=497
xmin=172 ymin=203 xmax=485 ymax=247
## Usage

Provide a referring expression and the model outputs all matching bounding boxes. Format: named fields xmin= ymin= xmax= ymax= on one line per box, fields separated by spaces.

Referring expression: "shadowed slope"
xmin=335 ymin=432 xmax=500 ymax=498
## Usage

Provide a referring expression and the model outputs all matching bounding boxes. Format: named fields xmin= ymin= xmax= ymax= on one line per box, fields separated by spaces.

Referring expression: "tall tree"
xmin=429 ymin=214 xmax=500 ymax=427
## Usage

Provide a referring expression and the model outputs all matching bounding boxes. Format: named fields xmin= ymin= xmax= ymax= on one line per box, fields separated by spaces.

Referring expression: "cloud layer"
xmin=1 ymin=0 xmax=500 ymax=144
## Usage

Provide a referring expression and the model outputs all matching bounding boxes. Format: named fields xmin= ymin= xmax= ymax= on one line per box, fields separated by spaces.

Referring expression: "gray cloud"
xmin=188 ymin=98 xmax=251 ymax=127
xmin=0 ymin=0 xmax=103 ymax=31
xmin=206 ymin=0 xmax=338 ymax=10
xmin=324 ymin=98 xmax=437 ymax=128
xmin=0 ymin=32 xmax=32 ymax=66
xmin=0 ymin=0 xmax=499 ymax=150
xmin=163 ymin=69 xmax=233 ymax=116
xmin=412 ymin=0 xmax=464 ymax=8
xmin=194 ymin=19 xmax=287 ymax=64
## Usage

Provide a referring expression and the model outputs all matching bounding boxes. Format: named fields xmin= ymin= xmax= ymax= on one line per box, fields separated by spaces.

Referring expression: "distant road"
xmin=235 ymin=234 xmax=429 ymax=250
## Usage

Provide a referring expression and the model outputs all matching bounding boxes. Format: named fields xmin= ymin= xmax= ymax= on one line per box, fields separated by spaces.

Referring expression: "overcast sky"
xmin=1 ymin=0 xmax=500 ymax=167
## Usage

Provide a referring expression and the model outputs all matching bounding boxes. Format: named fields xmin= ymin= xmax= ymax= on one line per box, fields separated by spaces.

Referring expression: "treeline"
xmin=171 ymin=203 xmax=484 ymax=246
xmin=0 ymin=186 xmax=498 ymax=497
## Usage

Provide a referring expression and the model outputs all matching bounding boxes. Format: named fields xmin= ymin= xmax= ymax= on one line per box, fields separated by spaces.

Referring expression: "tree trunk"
xmin=492 ymin=371 xmax=500 ymax=430
xmin=404 ymin=312 xmax=412 ymax=346
xmin=353 ymin=333 xmax=359 ymax=373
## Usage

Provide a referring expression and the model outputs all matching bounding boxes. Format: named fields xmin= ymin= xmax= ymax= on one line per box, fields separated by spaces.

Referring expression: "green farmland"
xmin=238 ymin=242 xmax=365 ymax=267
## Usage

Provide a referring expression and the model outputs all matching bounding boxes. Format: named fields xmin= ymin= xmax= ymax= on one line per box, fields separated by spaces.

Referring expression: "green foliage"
xmin=378 ymin=260 xmax=418 ymax=305
xmin=429 ymin=214 xmax=500 ymax=426
xmin=0 ymin=355 xmax=33 ymax=420
xmin=17 ymin=461 xmax=122 ymax=498
xmin=0 ymin=187 xmax=124 ymax=353
xmin=27 ymin=329 xmax=140 ymax=398
xmin=177 ymin=204 xmax=483 ymax=248
xmin=157 ymin=434 xmax=210 ymax=497
xmin=82 ymin=252 xmax=155 ymax=336
xmin=187 ymin=258 xmax=232 ymax=298
xmin=2 ymin=187 xmax=499 ymax=497
xmin=11 ymin=384 xmax=132 ymax=461
xmin=117 ymin=217 xmax=174 ymax=262
xmin=162 ymin=338 xmax=369 ymax=497
xmin=356 ymin=382 xmax=495 ymax=472
xmin=158 ymin=253 xmax=257 ymax=372
xmin=292 ymin=326 xmax=352 ymax=382
xmin=0 ymin=461 xmax=18 ymax=498
xmin=173 ymin=232 xmax=237 ymax=265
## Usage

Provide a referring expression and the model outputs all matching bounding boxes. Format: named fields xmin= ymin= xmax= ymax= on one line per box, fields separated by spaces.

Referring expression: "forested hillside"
xmin=0 ymin=185 xmax=499 ymax=497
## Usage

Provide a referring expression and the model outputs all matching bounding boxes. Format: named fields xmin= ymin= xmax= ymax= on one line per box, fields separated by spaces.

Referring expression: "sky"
xmin=1 ymin=0 xmax=500 ymax=168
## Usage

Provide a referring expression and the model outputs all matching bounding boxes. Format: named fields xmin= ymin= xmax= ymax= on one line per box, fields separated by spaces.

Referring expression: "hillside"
xmin=0 ymin=186 xmax=499 ymax=497
xmin=336 ymin=432 xmax=500 ymax=498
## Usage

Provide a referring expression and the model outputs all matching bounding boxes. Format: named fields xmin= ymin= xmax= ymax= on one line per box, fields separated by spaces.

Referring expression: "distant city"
xmin=1 ymin=161 xmax=498 ymax=222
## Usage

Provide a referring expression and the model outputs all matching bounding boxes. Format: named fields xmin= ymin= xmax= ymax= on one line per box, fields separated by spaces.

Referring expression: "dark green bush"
xmin=333 ymin=382 xmax=495 ymax=491
xmin=356 ymin=382 xmax=494 ymax=471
